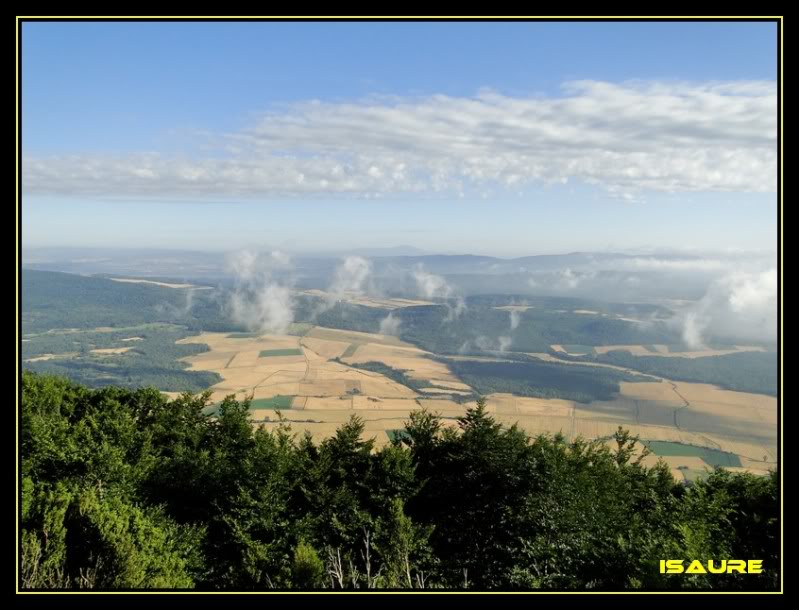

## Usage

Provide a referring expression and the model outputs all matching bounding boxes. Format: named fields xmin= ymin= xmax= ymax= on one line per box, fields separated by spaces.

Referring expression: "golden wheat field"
xmin=90 ymin=346 xmax=134 ymax=355
xmin=109 ymin=277 xmax=213 ymax=289
xmin=175 ymin=327 xmax=777 ymax=464
xmin=299 ymin=289 xmax=433 ymax=310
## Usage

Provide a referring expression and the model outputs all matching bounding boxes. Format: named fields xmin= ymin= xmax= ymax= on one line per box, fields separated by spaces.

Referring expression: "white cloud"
xmin=378 ymin=312 xmax=401 ymax=336
xmin=727 ymin=268 xmax=777 ymax=313
xmin=620 ymin=257 xmax=730 ymax=271
xmin=681 ymin=311 xmax=707 ymax=349
xmin=476 ymin=335 xmax=513 ymax=353
xmin=227 ymin=250 xmax=295 ymax=334
xmin=559 ymin=268 xmax=580 ymax=289
xmin=330 ymin=256 xmax=371 ymax=295
xmin=23 ymin=80 xmax=776 ymax=199
xmin=270 ymin=250 xmax=292 ymax=266
xmin=413 ymin=267 xmax=453 ymax=299
xmin=557 ymin=268 xmax=597 ymax=289
xmin=229 ymin=283 xmax=294 ymax=335
xmin=678 ymin=268 xmax=777 ymax=347
xmin=413 ymin=265 xmax=465 ymax=320
xmin=227 ymin=249 xmax=259 ymax=283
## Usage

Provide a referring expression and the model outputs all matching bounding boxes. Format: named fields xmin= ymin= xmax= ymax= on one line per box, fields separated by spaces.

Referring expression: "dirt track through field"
xmin=669 ymin=382 xmax=691 ymax=428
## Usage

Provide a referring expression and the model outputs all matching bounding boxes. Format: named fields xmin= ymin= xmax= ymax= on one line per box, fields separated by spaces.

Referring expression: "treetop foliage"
xmin=21 ymin=372 xmax=779 ymax=591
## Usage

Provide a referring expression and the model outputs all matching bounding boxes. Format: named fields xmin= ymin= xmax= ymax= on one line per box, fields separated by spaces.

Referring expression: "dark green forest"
xmin=23 ymin=326 xmax=220 ymax=392
xmin=553 ymin=350 xmax=778 ymax=396
xmin=443 ymin=358 xmax=656 ymax=403
xmin=21 ymin=372 xmax=779 ymax=591
xmin=22 ymin=270 xmax=238 ymax=334
xmin=392 ymin=303 xmax=680 ymax=355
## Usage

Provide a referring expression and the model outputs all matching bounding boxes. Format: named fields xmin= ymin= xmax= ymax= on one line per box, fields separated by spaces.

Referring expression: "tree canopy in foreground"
xmin=20 ymin=372 xmax=779 ymax=591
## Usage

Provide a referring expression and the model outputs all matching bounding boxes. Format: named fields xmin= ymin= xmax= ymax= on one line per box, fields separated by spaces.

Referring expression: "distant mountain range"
xmin=22 ymin=246 xmax=725 ymax=279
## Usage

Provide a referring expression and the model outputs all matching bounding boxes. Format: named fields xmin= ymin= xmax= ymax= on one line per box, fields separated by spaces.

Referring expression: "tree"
xmin=21 ymin=373 xmax=779 ymax=591
xmin=291 ymin=540 xmax=326 ymax=589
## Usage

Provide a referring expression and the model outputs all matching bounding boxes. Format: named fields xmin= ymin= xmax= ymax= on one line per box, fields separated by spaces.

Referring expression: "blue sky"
xmin=21 ymin=20 xmax=778 ymax=255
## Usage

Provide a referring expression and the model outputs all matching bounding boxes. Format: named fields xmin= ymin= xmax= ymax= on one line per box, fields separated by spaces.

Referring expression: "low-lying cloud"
xmin=556 ymin=268 xmax=597 ymax=290
xmin=476 ymin=335 xmax=513 ymax=353
xmin=413 ymin=267 xmax=453 ymax=299
xmin=621 ymin=257 xmax=730 ymax=272
xmin=331 ymin=256 xmax=372 ymax=295
xmin=307 ymin=256 xmax=374 ymax=319
xmin=227 ymin=250 xmax=295 ymax=334
xmin=677 ymin=268 xmax=777 ymax=348
xmin=413 ymin=265 xmax=465 ymax=320
xmin=378 ymin=312 xmax=401 ymax=336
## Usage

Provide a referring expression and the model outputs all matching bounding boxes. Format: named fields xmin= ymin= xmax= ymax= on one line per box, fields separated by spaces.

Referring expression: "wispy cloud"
xmin=227 ymin=250 xmax=294 ymax=334
xmin=378 ymin=312 xmax=401 ymax=336
xmin=23 ymin=80 xmax=776 ymax=199
xmin=307 ymin=256 xmax=374 ymax=319
xmin=330 ymin=256 xmax=372 ymax=295
xmin=413 ymin=266 xmax=453 ymax=299
xmin=616 ymin=257 xmax=731 ymax=272
xmin=556 ymin=268 xmax=598 ymax=289
xmin=676 ymin=268 xmax=777 ymax=348
xmin=412 ymin=265 xmax=465 ymax=320
xmin=476 ymin=335 xmax=513 ymax=353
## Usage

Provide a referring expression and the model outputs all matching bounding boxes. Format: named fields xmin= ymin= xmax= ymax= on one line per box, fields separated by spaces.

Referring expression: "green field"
xmin=341 ymin=343 xmax=361 ymax=358
xmin=643 ymin=440 xmax=742 ymax=468
xmin=259 ymin=348 xmax=303 ymax=357
xmin=680 ymin=469 xmax=710 ymax=484
xmin=386 ymin=429 xmax=411 ymax=442
xmin=249 ymin=395 xmax=295 ymax=410
xmin=444 ymin=357 xmax=652 ymax=403
xmin=286 ymin=323 xmax=314 ymax=336
xmin=203 ymin=394 xmax=295 ymax=416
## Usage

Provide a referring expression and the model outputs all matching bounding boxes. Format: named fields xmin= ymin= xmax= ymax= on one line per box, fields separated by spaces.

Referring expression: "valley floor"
xmin=177 ymin=328 xmax=777 ymax=482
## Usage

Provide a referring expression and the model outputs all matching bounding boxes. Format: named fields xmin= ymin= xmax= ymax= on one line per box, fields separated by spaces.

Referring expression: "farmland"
xmin=175 ymin=325 xmax=777 ymax=478
xmin=21 ymin=269 xmax=778 ymax=481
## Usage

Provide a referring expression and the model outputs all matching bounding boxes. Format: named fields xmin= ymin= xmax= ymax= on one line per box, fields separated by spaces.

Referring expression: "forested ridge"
xmin=20 ymin=372 xmax=779 ymax=591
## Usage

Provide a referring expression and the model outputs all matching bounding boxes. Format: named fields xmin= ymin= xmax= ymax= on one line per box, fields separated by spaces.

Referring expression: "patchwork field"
xmin=176 ymin=327 xmax=777 ymax=471
xmin=178 ymin=329 xmax=430 ymax=403
xmin=340 ymin=342 xmax=461 ymax=384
